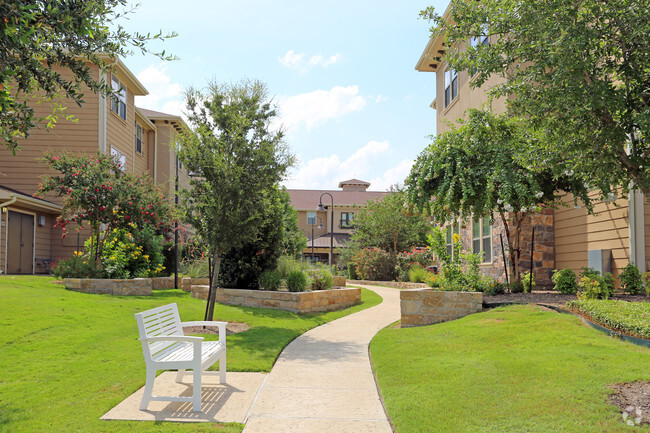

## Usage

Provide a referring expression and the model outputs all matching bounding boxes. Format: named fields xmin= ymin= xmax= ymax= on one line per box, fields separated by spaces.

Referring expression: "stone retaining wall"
xmin=348 ymin=280 xmax=428 ymax=290
xmin=400 ymin=289 xmax=483 ymax=327
xmin=198 ymin=287 xmax=361 ymax=313
xmin=63 ymin=278 xmax=153 ymax=296
xmin=181 ymin=278 xmax=209 ymax=292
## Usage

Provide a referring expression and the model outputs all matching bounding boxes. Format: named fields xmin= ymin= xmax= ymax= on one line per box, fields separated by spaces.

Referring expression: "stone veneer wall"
xmin=400 ymin=289 xmax=483 ymax=328
xmin=206 ymin=287 xmax=361 ymax=313
xmin=63 ymin=278 xmax=153 ymax=296
xmin=347 ymin=280 xmax=427 ymax=290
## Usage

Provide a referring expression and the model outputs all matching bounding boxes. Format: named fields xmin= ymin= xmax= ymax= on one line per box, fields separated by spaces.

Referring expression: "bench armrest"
xmin=181 ymin=321 xmax=227 ymax=345
xmin=140 ymin=335 xmax=204 ymax=343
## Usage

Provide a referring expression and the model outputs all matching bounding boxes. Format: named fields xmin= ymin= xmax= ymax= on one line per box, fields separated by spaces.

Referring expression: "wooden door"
xmin=7 ymin=211 xmax=34 ymax=274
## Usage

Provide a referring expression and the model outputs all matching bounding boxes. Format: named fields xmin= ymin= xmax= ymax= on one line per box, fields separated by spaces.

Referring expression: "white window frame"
xmin=110 ymin=146 xmax=127 ymax=172
xmin=444 ymin=221 xmax=460 ymax=259
xmin=111 ymin=75 xmax=127 ymax=120
xmin=135 ymin=123 xmax=143 ymax=154
xmin=472 ymin=217 xmax=492 ymax=263
xmin=444 ymin=68 xmax=458 ymax=107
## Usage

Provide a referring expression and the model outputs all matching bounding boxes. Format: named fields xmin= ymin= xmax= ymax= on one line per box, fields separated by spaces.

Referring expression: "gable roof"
xmin=287 ymin=188 xmax=387 ymax=210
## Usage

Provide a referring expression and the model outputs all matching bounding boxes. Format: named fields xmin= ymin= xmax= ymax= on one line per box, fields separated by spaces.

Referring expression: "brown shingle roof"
xmin=307 ymin=233 xmax=351 ymax=248
xmin=287 ymin=189 xmax=387 ymax=210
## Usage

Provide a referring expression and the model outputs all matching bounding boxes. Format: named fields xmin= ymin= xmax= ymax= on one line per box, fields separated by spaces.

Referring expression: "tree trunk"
xmin=499 ymin=210 xmax=523 ymax=285
xmin=206 ymin=251 xmax=222 ymax=321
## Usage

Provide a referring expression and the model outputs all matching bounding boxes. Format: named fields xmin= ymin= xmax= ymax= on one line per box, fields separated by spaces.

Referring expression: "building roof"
xmin=414 ymin=2 xmax=453 ymax=73
xmin=0 ymin=185 xmax=62 ymax=213
xmin=287 ymin=188 xmax=387 ymax=210
xmin=137 ymin=107 xmax=189 ymax=133
xmin=338 ymin=179 xmax=370 ymax=188
xmin=307 ymin=233 xmax=352 ymax=248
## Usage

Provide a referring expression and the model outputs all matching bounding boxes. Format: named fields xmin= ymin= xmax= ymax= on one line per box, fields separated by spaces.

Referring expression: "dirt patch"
xmin=184 ymin=322 xmax=249 ymax=336
xmin=609 ymin=382 xmax=650 ymax=426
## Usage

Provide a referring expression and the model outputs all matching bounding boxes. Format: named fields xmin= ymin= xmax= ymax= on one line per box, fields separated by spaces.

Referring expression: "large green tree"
xmin=177 ymin=79 xmax=295 ymax=320
xmin=351 ymin=186 xmax=430 ymax=254
xmin=0 ymin=0 xmax=175 ymax=152
xmin=422 ymin=0 xmax=650 ymax=197
xmin=406 ymin=110 xmax=591 ymax=282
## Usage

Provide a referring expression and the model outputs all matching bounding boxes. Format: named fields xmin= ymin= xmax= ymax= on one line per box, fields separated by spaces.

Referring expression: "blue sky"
xmin=119 ymin=0 xmax=449 ymax=191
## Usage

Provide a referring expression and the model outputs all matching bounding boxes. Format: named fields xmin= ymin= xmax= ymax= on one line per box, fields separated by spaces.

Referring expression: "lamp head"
xmin=317 ymin=202 xmax=325 ymax=211
xmin=318 ymin=222 xmax=324 ymax=229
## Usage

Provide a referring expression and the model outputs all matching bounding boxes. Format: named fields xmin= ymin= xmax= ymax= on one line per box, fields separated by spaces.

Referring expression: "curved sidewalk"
xmin=243 ymin=284 xmax=401 ymax=433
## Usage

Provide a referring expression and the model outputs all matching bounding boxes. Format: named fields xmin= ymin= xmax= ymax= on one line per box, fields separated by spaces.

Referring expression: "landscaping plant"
xmin=644 ymin=272 xmax=650 ymax=297
xmin=309 ymin=269 xmax=333 ymax=290
xmin=408 ymin=265 xmax=429 ymax=283
xmin=567 ymin=299 xmax=650 ymax=339
xmin=552 ymin=268 xmax=579 ymax=295
xmin=351 ymin=247 xmax=397 ymax=281
xmin=620 ymin=263 xmax=644 ymax=295
xmin=258 ymin=269 xmax=282 ymax=291
xmin=522 ymin=271 xmax=535 ymax=293
xmin=579 ymin=267 xmax=615 ymax=298
xmin=396 ymin=247 xmax=432 ymax=282
xmin=577 ymin=276 xmax=608 ymax=300
xmin=285 ymin=270 xmax=309 ymax=292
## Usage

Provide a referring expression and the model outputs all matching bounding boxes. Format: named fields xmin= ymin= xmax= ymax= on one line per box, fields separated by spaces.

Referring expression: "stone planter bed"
xmin=347 ymin=279 xmax=427 ymax=290
xmin=400 ymin=289 xmax=483 ymax=328
xmin=63 ymin=276 xmax=176 ymax=296
xmin=191 ymin=286 xmax=361 ymax=314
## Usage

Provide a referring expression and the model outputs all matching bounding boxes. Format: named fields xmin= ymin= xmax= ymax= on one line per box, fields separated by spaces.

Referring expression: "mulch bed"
xmin=484 ymin=292 xmax=649 ymax=309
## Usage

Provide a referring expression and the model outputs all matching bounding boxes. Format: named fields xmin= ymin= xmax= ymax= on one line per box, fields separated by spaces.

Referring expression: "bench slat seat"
xmin=135 ymin=303 xmax=227 ymax=412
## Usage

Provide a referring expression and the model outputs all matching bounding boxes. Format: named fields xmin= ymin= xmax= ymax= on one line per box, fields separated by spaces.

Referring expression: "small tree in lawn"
xmin=36 ymin=152 xmax=173 ymax=263
xmin=406 ymin=110 xmax=591 ymax=283
xmin=177 ymin=79 xmax=294 ymax=321
xmin=351 ymin=186 xmax=430 ymax=254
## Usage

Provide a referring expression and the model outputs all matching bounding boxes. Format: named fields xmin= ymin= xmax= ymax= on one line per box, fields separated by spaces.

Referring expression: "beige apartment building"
xmin=415 ymin=2 xmax=649 ymax=286
xmin=0 ymin=59 xmax=189 ymax=275
xmin=287 ymin=179 xmax=387 ymax=265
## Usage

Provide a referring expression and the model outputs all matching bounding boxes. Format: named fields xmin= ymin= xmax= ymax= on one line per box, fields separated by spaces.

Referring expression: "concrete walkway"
xmin=243 ymin=284 xmax=401 ymax=433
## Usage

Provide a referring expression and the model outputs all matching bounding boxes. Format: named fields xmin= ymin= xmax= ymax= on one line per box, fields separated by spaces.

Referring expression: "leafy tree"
xmin=0 ymin=0 xmax=176 ymax=152
xmin=406 ymin=110 xmax=591 ymax=282
xmin=177 ymin=79 xmax=294 ymax=320
xmin=422 ymin=0 xmax=650 ymax=197
xmin=36 ymin=152 xmax=173 ymax=263
xmin=218 ymin=187 xmax=306 ymax=289
xmin=351 ymin=186 xmax=430 ymax=253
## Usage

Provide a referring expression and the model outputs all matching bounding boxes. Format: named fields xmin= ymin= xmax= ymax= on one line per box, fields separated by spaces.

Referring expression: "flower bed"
xmin=400 ymin=289 xmax=483 ymax=327
xmin=62 ymin=276 xmax=177 ymax=296
xmin=567 ymin=299 xmax=650 ymax=339
xmin=193 ymin=287 xmax=361 ymax=313
xmin=348 ymin=279 xmax=427 ymax=290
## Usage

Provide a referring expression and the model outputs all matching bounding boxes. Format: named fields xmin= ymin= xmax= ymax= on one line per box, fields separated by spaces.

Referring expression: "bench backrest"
xmin=134 ymin=303 xmax=183 ymax=358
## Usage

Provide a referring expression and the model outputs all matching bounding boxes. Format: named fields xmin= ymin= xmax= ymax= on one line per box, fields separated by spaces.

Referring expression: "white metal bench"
xmin=134 ymin=303 xmax=227 ymax=412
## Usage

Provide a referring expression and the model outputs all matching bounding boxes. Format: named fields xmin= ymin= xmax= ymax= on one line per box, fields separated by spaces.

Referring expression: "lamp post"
xmin=174 ymin=154 xmax=179 ymax=289
xmin=317 ymin=193 xmax=334 ymax=268
xmin=310 ymin=216 xmax=323 ymax=261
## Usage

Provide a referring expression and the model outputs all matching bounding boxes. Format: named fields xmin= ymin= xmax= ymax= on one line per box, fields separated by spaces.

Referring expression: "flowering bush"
xmin=97 ymin=225 xmax=165 ymax=279
xmin=309 ymin=269 xmax=333 ymax=290
xmin=51 ymin=252 xmax=101 ymax=279
xmin=395 ymin=247 xmax=432 ymax=282
xmin=351 ymin=248 xmax=397 ymax=281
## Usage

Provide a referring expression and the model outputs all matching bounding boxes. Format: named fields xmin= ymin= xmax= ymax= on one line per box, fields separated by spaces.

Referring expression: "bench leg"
xmin=192 ymin=369 xmax=202 ymax=412
xmin=140 ymin=368 xmax=157 ymax=411
xmin=176 ymin=369 xmax=185 ymax=382
xmin=219 ymin=352 xmax=226 ymax=384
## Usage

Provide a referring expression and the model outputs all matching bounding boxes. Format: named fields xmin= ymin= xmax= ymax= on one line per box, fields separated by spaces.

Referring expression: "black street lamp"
xmin=310 ymin=216 xmax=323 ymax=261
xmin=174 ymin=155 xmax=179 ymax=289
xmin=317 ymin=193 xmax=334 ymax=268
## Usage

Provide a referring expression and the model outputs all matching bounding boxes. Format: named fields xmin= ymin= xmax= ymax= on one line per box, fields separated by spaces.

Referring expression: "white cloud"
xmin=369 ymin=159 xmax=414 ymax=191
xmin=135 ymin=64 xmax=185 ymax=119
xmin=283 ymin=140 xmax=391 ymax=189
xmin=375 ymin=95 xmax=389 ymax=104
xmin=279 ymin=50 xmax=342 ymax=73
xmin=277 ymin=85 xmax=366 ymax=132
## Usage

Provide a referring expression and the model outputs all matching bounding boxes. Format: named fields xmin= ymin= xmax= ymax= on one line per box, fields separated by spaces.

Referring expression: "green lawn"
xmin=0 ymin=276 xmax=381 ymax=433
xmin=371 ymin=304 xmax=650 ymax=433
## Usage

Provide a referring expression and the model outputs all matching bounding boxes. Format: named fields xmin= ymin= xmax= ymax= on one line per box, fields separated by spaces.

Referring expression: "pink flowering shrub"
xmin=352 ymin=248 xmax=397 ymax=281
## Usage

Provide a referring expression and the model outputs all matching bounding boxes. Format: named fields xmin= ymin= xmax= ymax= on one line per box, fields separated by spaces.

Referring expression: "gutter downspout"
xmin=629 ymin=188 xmax=646 ymax=273
xmin=98 ymin=69 xmax=107 ymax=154
xmin=153 ymin=129 xmax=158 ymax=183
xmin=0 ymin=195 xmax=17 ymax=274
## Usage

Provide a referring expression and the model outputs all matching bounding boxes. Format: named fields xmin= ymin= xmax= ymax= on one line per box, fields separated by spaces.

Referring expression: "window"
xmin=135 ymin=123 xmax=143 ymax=153
xmin=340 ymin=212 xmax=354 ymax=228
xmin=472 ymin=217 xmax=492 ymax=263
xmin=470 ymin=26 xmax=489 ymax=77
xmin=445 ymin=222 xmax=460 ymax=258
xmin=110 ymin=146 xmax=126 ymax=172
xmin=111 ymin=75 xmax=127 ymax=120
xmin=307 ymin=212 xmax=316 ymax=225
xmin=444 ymin=69 xmax=458 ymax=107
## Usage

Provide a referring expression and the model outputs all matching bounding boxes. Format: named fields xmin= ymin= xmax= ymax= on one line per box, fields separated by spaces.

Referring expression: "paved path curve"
xmin=242 ymin=284 xmax=401 ymax=433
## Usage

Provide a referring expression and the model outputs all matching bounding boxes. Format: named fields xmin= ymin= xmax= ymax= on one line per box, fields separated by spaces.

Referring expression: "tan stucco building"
xmin=0 ymin=59 xmax=189 ymax=274
xmin=287 ymin=179 xmax=387 ymax=265
xmin=415 ymin=2 xmax=648 ymax=285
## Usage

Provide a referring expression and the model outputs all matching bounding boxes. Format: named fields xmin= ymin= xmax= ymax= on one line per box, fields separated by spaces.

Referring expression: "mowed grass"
xmin=371 ymin=304 xmax=650 ymax=433
xmin=0 ymin=276 xmax=381 ymax=433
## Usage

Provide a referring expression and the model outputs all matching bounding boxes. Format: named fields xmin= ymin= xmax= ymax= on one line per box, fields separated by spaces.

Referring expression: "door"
xmin=7 ymin=211 xmax=34 ymax=274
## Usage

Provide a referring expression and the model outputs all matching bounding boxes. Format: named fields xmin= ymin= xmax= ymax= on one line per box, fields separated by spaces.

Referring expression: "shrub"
xmin=577 ymin=276 xmax=607 ymax=300
xmin=522 ymin=271 xmax=535 ymax=293
xmin=483 ymin=281 xmax=507 ymax=296
xmin=552 ymin=268 xmax=578 ymax=294
xmin=285 ymin=270 xmax=308 ymax=292
xmin=258 ymin=270 xmax=282 ymax=291
xmin=179 ymin=258 xmax=209 ymax=278
xmin=509 ymin=281 xmax=524 ymax=293
xmin=99 ymin=225 xmax=165 ymax=279
xmin=309 ymin=269 xmax=333 ymax=290
xmin=425 ymin=273 xmax=441 ymax=288
xmin=408 ymin=265 xmax=429 ymax=283
xmin=602 ymin=272 xmax=616 ymax=298
xmin=351 ymin=248 xmax=397 ymax=281
xmin=347 ymin=262 xmax=358 ymax=280
xmin=51 ymin=252 xmax=101 ymax=279
xmin=644 ymin=272 xmax=650 ymax=297
xmin=620 ymin=263 xmax=643 ymax=295
xmin=396 ymin=247 xmax=432 ymax=282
